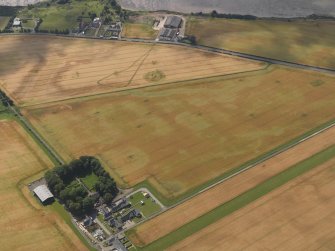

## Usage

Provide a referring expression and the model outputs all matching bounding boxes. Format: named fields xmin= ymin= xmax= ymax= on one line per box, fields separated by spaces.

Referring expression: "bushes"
xmin=45 ymin=156 xmax=118 ymax=217
xmin=0 ymin=89 xmax=14 ymax=106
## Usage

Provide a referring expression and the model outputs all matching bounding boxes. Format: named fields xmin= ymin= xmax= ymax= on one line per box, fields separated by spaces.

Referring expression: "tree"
xmin=82 ymin=197 xmax=95 ymax=212
xmin=211 ymin=10 xmax=218 ymax=18
xmin=103 ymin=193 xmax=113 ymax=204
xmin=45 ymin=170 xmax=63 ymax=193
xmin=68 ymin=202 xmax=82 ymax=215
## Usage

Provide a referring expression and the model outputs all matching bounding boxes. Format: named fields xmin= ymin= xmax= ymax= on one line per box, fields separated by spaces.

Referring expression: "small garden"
xmin=128 ymin=192 xmax=161 ymax=218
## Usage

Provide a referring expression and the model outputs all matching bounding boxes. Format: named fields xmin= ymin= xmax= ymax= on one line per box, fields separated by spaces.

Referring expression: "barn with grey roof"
xmin=33 ymin=184 xmax=54 ymax=204
xmin=164 ymin=16 xmax=182 ymax=28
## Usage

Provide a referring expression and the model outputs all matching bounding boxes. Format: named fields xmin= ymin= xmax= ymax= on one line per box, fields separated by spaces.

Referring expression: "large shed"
xmin=164 ymin=16 xmax=182 ymax=29
xmin=33 ymin=185 xmax=54 ymax=204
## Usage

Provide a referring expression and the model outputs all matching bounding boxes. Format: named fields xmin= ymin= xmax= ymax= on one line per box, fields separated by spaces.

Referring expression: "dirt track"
xmin=169 ymin=155 xmax=335 ymax=251
xmin=130 ymin=125 xmax=335 ymax=246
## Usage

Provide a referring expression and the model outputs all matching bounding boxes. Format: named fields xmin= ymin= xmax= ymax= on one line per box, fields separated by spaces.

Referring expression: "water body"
xmin=119 ymin=0 xmax=335 ymax=18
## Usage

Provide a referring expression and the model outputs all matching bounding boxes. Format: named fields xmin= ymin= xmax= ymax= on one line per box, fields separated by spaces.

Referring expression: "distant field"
xmin=23 ymin=66 xmax=335 ymax=201
xmin=0 ymin=35 xmax=263 ymax=106
xmin=0 ymin=16 xmax=9 ymax=30
xmin=128 ymin=125 xmax=335 ymax=247
xmin=170 ymin=154 xmax=335 ymax=250
xmin=186 ymin=18 xmax=335 ymax=69
xmin=0 ymin=120 xmax=87 ymax=251
xmin=122 ymin=23 xmax=158 ymax=39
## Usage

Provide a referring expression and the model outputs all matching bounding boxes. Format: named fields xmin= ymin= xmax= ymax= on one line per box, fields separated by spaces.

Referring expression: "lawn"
xmin=0 ymin=16 xmax=10 ymax=31
xmin=0 ymin=119 xmax=88 ymax=251
xmin=129 ymin=144 xmax=335 ymax=250
xmin=24 ymin=65 xmax=335 ymax=203
xmin=186 ymin=17 xmax=335 ymax=69
xmin=21 ymin=19 xmax=35 ymax=29
xmin=81 ymin=173 xmax=99 ymax=190
xmin=122 ymin=23 xmax=158 ymax=39
xmin=128 ymin=192 xmax=161 ymax=218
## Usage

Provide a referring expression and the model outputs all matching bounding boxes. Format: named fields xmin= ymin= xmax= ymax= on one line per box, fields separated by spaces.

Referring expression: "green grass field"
xmin=186 ymin=17 xmax=335 ymax=69
xmin=0 ymin=16 xmax=10 ymax=31
xmin=81 ymin=173 xmax=99 ymax=190
xmin=18 ymin=1 xmax=104 ymax=31
xmin=129 ymin=144 xmax=335 ymax=250
xmin=122 ymin=23 xmax=158 ymax=39
xmin=128 ymin=192 xmax=161 ymax=218
xmin=21 ymin=19 xmax=35 ymax=29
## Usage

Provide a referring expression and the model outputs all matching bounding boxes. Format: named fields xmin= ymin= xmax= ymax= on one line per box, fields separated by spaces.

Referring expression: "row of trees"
xmin=45 ymin=156 xmax=118 ymax=217
xmin=191 ymin=10 xmax=257 ymax=20
xmin=0 ymin=89 xmax=14 ymax=107
xmin=36 ymin=28 xmax=70 ymax=34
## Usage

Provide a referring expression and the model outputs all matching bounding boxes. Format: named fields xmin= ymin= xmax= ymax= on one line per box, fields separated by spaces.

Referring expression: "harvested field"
xmin=0 ymin=35 xmax=263 ymax=106
xmin=170 ymin=156 xmax=335 ymax=251
xmin=129 ymin=125 xmax=335 ymax=247
xmin=0 ymin=120 xmax=87 ymax=251
xmin=23 ymin=66 xmax=335 ymax=200
xmin=186 ymin=18 xmax=335 ymax=69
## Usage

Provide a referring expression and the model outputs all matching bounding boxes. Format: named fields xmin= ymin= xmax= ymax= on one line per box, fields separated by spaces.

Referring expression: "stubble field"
xmin=170 ymin=155 xmax=335 ymax=251
xmin=128 ymin=125 xmax=335 ymax=247
xmin=186 ymin=18 xmax=335 ymax=69
xmin=0 ymin=120 xmax=87 ymax=251
xmin=0 ymin=35 xmax=263 ymax=106
xmin=23 ymin=66 xmax=335 ymax=200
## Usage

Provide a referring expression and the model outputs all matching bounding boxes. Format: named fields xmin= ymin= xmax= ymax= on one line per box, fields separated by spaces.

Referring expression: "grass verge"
xmin=129 ymin=144 xmax=335 ymax=250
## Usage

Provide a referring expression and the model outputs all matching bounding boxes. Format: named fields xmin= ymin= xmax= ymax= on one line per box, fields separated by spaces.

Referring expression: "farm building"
xmin=111 ymin=198 xmax=130 ymax=213
xmin=33 ymin=184 xmax=54 ymax=204
xmin=83 ymin=216 xmax=93 ymax=227
xmin=164 ymin=16 xmax=182 ymax=28
xmin=12 ymin=18 xmax=21 ymax=27
xmin=121 ymin=209 xmax=141 ymax=222
xmin=109 ymin=218 xmax=123 ymax=230
xmin=159 ymin=28 xmax=177 ymax=41
xmin=101 ymin=206 xmax=112 ymax=220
